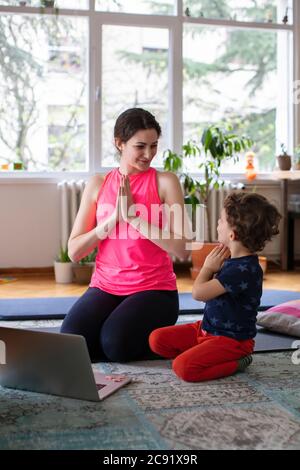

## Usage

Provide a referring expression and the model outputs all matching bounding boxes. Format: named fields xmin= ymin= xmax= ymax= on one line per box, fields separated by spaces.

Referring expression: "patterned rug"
xmin=1 ymin=346 xmax=300 ymax=450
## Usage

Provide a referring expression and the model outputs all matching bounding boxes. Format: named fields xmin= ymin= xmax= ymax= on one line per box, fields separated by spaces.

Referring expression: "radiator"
xmin=207 ymin=184 xmax=232 ymax=242
xmin=58 ymin=180 xmax=86 ymax=249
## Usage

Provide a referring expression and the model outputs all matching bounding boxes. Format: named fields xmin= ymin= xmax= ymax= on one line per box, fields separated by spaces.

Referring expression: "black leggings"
xmin=60 ymin=287 xmax=179 ymax=362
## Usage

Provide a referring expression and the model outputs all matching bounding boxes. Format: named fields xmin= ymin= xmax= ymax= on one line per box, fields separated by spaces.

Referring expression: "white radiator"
xmin=207 ymin=184 xmax=232 ymax=242
xmin=184 ymin=182 xmax=241 ymax=252
xmin=58 ymin=180 xmax=86 ymax=249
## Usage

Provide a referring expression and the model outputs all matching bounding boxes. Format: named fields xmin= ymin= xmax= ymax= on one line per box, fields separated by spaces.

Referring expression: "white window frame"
xmin=0 ymin=0 xmax=298 ymax=182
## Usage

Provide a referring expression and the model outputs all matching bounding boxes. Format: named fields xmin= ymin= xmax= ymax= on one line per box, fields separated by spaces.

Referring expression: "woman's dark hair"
xmin=114 ymin=108 xmax=161 ymax=149
xmin=224 ymin=192 xmax=281 ymax=253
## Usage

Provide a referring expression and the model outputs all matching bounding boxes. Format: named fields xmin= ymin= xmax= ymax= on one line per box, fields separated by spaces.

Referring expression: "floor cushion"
xmin=257 ymin=300 xmax=300 ymax=337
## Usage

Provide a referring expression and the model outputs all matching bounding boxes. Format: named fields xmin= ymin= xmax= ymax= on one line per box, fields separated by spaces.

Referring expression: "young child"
xmin=149 ymin=192 xmax=281 ymax=382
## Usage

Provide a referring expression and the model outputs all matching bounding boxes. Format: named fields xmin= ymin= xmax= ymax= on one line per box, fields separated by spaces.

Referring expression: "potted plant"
xmin=277 ymin=143 xmax=292 ymax=171
xmin=40 ymin=0 xmax=59 ymax=16
xmin=54 ymin=246 xmax=73 ymax=284
xmin=40 ymin=0 xmax=56 ymax=7
xmin=72 ymin=248 xmax=97 ymax=285
xmin=163 ymin=123 xmax=253 ymax=278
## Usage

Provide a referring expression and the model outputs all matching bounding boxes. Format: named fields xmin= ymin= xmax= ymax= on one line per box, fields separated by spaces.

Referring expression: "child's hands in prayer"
xmin=203 ymin=244 xmax=231 ymax=273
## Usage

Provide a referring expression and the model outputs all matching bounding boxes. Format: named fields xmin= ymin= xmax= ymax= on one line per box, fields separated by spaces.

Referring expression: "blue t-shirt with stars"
xmin=201 ymin=255 xmax=263 ymax=340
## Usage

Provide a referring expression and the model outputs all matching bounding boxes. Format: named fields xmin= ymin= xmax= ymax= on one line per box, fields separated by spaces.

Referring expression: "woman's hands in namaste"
xmin=116 ymin=175 xmax=136 ymax=223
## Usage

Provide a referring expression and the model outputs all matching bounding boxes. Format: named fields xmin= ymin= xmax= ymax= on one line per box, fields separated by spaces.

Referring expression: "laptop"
xmin=0 ymin=326 xmax=131 ymax=401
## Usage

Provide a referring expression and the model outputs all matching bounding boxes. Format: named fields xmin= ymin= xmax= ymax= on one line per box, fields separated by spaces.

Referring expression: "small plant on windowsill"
xmin=73 ymin=248 xmax=97 ymax=285
xmin=54 ymin=246 xmax=73 ymax=284
xmin=40 ymin=0 xmax=56 ymax=7
xmin=40 ymin=0 xmax=59 ymax=16
xmin=277 ymin=143 xmax=292 ymax=171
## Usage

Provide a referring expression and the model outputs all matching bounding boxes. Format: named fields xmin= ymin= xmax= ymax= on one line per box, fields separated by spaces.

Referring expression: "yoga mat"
xmin=27 ymin=324 xmax=299 ymax=353
xmin=0 ymin=290 xmax=299 ymax=320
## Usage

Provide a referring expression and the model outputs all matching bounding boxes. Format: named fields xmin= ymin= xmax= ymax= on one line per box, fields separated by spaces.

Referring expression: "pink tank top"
xmin=90 ymin=167 xmax=177 ymax=295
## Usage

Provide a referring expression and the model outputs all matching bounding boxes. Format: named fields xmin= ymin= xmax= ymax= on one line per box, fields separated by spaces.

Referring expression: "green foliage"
xmin=40 ymin=1 xmax=56 ymax=7
xmin=163 ymin=124 xmax=253 ymax=241
xmin=280 ymin=143 xmax=288 ymax=156
xmin=56 ymin=246 xmax=71 ymax=263
xmin=294 ymin=145 xmax=300 ymax=163
xmin=0 ymin=14 xmax=83 ymax=170
xmin=184 ymin=0 xmax=276 ymax=22
xmin=123 ymin=0 xmax=278 ymax=171
xmin=79 ymin=248 xmax=97 ymax=265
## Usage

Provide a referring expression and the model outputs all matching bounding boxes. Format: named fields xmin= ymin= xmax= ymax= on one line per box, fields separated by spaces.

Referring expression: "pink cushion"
xmin=257 ymin=300 xmax=300 ymax=337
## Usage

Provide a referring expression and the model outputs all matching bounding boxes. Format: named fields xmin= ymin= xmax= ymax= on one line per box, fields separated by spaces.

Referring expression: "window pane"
xmin=55 ymin=0 xmax=88 ymax=8
xmin=96 ymin=0 xmax=175 ymax=15
xmin=0 ymin=1 xmax=88 ymax=7
xmin=183 ymin=25 xmax=291 ymax=172
xmin=102 ymin=25 xmax=169 ymax=167
xmin=0 ymin=14 xmax=88 ymax=172
xmin=183 ymin=0 xmax=293 ymax=24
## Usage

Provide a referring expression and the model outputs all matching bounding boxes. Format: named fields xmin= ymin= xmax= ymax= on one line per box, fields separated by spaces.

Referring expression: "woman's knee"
xmin=101 ymin=332 xmax=136 ymax=362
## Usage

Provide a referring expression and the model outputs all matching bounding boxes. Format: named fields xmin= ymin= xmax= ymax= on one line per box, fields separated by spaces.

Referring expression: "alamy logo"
xmin=291 ymin=341 xmax=300 ymax=365
xmin=0 ymin=340 xmax=6 ymax=365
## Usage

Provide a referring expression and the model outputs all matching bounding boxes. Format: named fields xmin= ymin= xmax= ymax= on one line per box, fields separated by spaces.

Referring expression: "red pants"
xmin=149 ymin=321 xmax=254 ymax=382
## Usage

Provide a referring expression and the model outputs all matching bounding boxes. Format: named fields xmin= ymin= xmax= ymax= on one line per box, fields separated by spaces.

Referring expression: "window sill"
xmin=0 ymin=170 xmax=293 ymax=185
xmin=0 ymin=171 xmax=101 ymax=184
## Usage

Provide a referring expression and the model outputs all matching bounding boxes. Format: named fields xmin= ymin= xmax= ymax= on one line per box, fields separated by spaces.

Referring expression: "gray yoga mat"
xmin=32 ymin=324 xmax=298 ymax=353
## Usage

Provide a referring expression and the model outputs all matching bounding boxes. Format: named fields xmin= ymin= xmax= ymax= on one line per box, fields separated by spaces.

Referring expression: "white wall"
xmin=0 ymin=182 xmax=61 ymax=268
xmin=0 ymin=179 xmax=299 ymax=269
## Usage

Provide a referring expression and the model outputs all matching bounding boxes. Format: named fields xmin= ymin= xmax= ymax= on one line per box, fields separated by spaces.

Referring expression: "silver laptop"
xmin=0 ymin=326 xmax=131 ymax=401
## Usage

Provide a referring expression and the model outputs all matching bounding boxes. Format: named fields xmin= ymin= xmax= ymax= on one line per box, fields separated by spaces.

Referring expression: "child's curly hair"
xmin=224 ymin=192 xmax=281 ymax=253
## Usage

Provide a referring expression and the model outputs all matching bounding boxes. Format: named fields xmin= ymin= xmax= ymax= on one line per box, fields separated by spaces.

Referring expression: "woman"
xmin=61 ymin=108 xmax=192 ymax=362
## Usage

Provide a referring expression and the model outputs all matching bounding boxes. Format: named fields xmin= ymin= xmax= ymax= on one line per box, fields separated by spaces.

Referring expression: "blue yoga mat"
xmin=0 ymin=290 xmax=299 ymax=321
xmin=29 ymin=324 xmax=299 ymax=353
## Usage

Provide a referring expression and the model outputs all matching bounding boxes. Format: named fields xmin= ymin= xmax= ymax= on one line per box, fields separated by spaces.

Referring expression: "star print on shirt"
xmin=239 ymin=281 xmax=248 ymax=290
xmin=223 ymin=320 xmax=235 ymax=329
xmin=238 ymin=264 xmax=248 ymax=272
xmin=210 ymin=317 xmax=219 ymax=326
xmin=224 ymin=284 xmax=233 ymax=293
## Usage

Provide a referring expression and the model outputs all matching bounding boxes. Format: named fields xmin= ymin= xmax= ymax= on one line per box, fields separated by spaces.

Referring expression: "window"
xmin=0 ymin=1 xmax=88 ymax=7
xmin=183 ymin=25 xmax=292 ymax=172
xmin=101 ymin=25 xmax=169 ymax=167
xmin=0 ymin=14 xmax=88 ymax=171
xmin=96 ymin=0 xmax=175 ymax=15
xmin=0 ymin=1 xmax=296 ymax=174
xmin=183 ymin=0 xmax=293 ymax=24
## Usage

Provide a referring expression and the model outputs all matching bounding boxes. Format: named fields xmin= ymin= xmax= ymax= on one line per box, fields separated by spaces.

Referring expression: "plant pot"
xmin=277 ymin=155 xmax=291 ymax=171
xmin=73 ymin=263 xmax=95 ymax=285
xmin=190 ymin=242 xmax=219 ymax=280
xmin=54 ymin=261 xmax=73 ymax=284
xmin=41 ymin=1 xmax=55 ymax=7
xmin=258 ymin=256 xmax=267 ymax=278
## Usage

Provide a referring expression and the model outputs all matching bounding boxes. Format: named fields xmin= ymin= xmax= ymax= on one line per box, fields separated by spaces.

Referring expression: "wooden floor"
xmin=0 ymin=266 xmax=299 ymax=298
